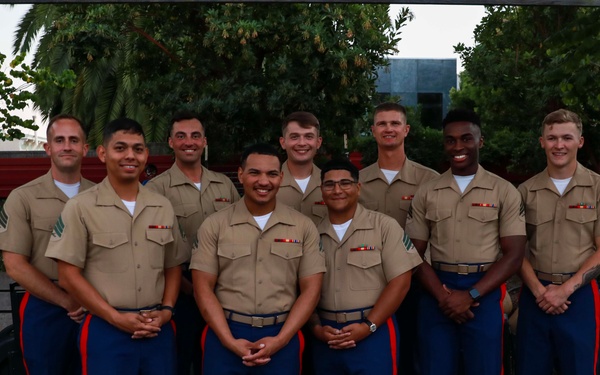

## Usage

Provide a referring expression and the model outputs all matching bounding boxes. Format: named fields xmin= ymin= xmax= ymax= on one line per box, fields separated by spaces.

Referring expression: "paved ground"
xmin=0 ymin=272 xmax=14 ymax=330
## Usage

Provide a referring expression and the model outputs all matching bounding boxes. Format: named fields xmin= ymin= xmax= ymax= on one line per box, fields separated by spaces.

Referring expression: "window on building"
xmin=418 ymin=93 xmax=443 ymax=128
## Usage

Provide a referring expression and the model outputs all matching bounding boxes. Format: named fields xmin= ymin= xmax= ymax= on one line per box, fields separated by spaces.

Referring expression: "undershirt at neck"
xmin=453 ymin=174 xmax=475 ymax=194
xmin=295 ymin=176 xmax=310 ymax=193
xmin=332 ymin=219 xmax=352 ymax=241
xmin=380 ymin=168 xmax=399 ymax=184
xmin=253 ymin=212 xmax=273 ymax=230
xmin=122 ymin=200 xmax=136 ymax=215
xmin=54 ymin=180 xmax=81 ymax=199
xmin=551 ymin=177 xmax=572 ymax=195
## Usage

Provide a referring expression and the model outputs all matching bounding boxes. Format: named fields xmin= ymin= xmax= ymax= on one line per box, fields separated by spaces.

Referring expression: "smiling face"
xmin=98 ymin=130 xmax=148 ymax=185
xmin=321 ymin=169 xmax=360 ymax=221
xmin=44 ymin=118 xmax=88 ymax=175
xmin=279 ymin=121 xmax=322 ymax=165
xmin=168 ymin=118 xmax=207 ymax=166
xmin=371 ymin=110 xmax=410 ymax=150
xmin=540 ymin=121 xmax=583 ymax=174
xmin=238 ymin=153 xmax=283 ymax=215
xmin=443 ymin=121 xmax=483 ymax=176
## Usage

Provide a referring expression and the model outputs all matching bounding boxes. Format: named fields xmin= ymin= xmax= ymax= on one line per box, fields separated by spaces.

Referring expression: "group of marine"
xmin=0 ymin=103 xmax=597 ymax=375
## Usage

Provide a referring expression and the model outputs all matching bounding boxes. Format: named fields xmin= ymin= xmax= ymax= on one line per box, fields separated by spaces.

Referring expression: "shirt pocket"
xmin=217 ymin=244 xmax=252 ymax=287
xmin=425 ymin=209 xmax=453 ymax=245
xmin=312 ymin=204 xmax=328 ymax=219
xmin=467 ymin=206 xmax=499 ymax=246
xmin=173 ymin=203 xmax=199 ymax=219
xmin=347 ymin=250 xmax=383 ymax=291
xmin=524 ymin=208 xmax=554 ymax=250
xmin=565 ymin=208 xmax=597 ymax=248
xmin=270 ymin=242 xmax=303 ymax=286
xmin=212 ymin=201 xmax=233 ymax=212
xmin=362 ymin=201 xmax=379 ymax=211
xmin=92 ymin=233 xmax=129 ymax=273
xmin=146 ymin=229 xmax=174 ymax=269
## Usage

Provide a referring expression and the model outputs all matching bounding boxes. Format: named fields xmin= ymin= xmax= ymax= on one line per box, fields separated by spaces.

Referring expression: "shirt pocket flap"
xmin=270 ymin=242 xmax=303 ymax=260
xmin=347 ymin=250 xmax=382 ymax=269
xmin=146 ymin=229 xmax=174 ymax=245
xmin=425 ymin=209 xmax=453 ymax=222
xmin=92 ymin=233 xmax=128 ymax=249
xmin=173 ymin=203 xmax=199 ymax=219
xmin=217 ymin=244 xmax=252 ymax=260
xmin=467 ymin=206 xmax=499 ymax=223
xmin=566 ymin=208 xmax=597 ymax=224
xmin=33 ymin=217 xmax=59 ymax=232
xmin=362 ymin=201 xmax=379 ymax=211
xmin=525 ymin=209 xmax=554 ymax=225
xmin=212 ymin=201 xmax=232 ymax=212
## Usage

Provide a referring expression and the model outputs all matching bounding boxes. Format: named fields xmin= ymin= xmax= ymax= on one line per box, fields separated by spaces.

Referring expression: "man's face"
xmin=168 ymin=119 xmax=207 ymax=165
xmin=443 ymin=121 xmax=483 ymax=176
xmin=98 ymin=130 xmax=148 ymax=184
xmin=44 ymin=119 xmax=88 ymax=173
xmin=279 ymin=122 xmax=322 ymax=165
xmin=540 ymin=122 xmax=583 ymax=170
xmin=321 ymin=169 xmax=360 ymax=215
xmin=238 ymin=153 xmax=282 ymax=208
xmin=371 ymin=110 xmax=410 ymax=150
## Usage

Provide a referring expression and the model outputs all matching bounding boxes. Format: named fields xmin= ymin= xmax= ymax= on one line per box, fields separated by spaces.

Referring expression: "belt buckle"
xmin=251 ymin=316 xmax=264 ymax=328
xmin=336 ymin=312 xmax=347 ymax=324
xmin=551 ymin=273 xmax=564 ymax=285
xmin=457 ymin=264 xmax=470 ymax=275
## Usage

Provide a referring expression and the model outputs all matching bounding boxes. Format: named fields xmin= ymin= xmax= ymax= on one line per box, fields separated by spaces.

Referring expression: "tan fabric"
xmin=519 ymin=163 xmax=600 ymax=274
xmin=190 ymin=200 xmax=326 ymax=315
xmin=359 ymin=159 xmax=439 ymax=227
xmin=317 ymin=204 xmax=422 ymax=311
xmin=276 ymin=161 xmax=327 ymax=225
xmin=146 ymin=164 xmax=240 ymax=244
xmin=0 ymin=171 xmax=94 ymax=279
xmin=45 ymin=178 xmax=188 ymax=309
xmin=406 ymin=166 xmax=525 ymax=264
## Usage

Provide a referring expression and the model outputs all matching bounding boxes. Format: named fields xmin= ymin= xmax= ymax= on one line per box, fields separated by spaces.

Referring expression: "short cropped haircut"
xmin=541 ymin=109 xmax=583 ymax=135
xmin=168 ymin=110 xmax=204 ymax=138
xmin=373 ymin=102 xmax=408 ymax=120
xmin=240 ymin=143 xmax=282 ymax=170
xmin=282 ymin=112 xmax=320 ymax=136
xmin=46 ymin=114 xmax=86 ymax=140
xmin=442 ymin=109 xmax=481 ymax=129
xmin=320 ymin=158 xmax=359 ymax=182
xmin=103 ymin=118 xmax=146 ymax=145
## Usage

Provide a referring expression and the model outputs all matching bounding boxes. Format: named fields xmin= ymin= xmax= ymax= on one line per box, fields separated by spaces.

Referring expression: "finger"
xmin=442 ymin=284 xmax=452 ymax=294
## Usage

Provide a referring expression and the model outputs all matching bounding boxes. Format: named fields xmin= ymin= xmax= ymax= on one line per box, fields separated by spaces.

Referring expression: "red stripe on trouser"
xmin=499 ymin=283 xmax=507 ymax=375
xmin=297 ymin=330 xmax=305 ymax=375
xmin=19 ymin=291 xmax=31 ymax=375
xmin=386 ymin=317 xmax=398 ymax=375
xmin=592 ymin=279 xmax=600 ymax=375
xmin=171 ymin=319 xmax=176 ymax=335
xmin=200 ymin=325 xmax=209 ymax=372
xmin=80 ymin=314 xmax=92 ymax=375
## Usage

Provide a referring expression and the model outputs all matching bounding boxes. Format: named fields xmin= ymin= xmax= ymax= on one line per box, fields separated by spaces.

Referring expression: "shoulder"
xmin=406 ymin=159 xmax=439 ymax=179
xmin=204 ymin=168 xmax=235 ymax=185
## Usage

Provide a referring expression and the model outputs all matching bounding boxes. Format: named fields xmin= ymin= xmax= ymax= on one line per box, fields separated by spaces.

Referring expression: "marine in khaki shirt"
xmin=516 ymin=110 xmax=600 ymax=375
xmin=46 ymin=118 xmax=186 ymax=375
xmin=310 ymin=159 xmax=422 ymax=375
xmin=277 ymin=111 xmax=327 ymax=225
xmin=0 ymin=115 xmax=93 ymax=375
xmin=406 ymin=109 xmax=526 ymax=375
xmin=192 ymin=144 xmax=325 ymax=375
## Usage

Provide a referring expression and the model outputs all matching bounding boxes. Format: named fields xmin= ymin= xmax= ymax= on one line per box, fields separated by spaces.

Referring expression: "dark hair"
xmin=168 ymin=110 xmax=204 ymax=137
xmin=320 ymin=158 xmax=359 ymax=182
xmin=145 ymin=164 xmax=158 ymax=176
xmin=282 ymin=112 xmax=320 ymax=136
xmin=240 ymin=143 xmax=281 ymax=169
xmin=373 ymin=102 xmax=407 ymax=120
xmin=46 ymin=114 xmax=86 ymax=139
xmin=442 ymin=109 xmax=481 ymax=129
xmin=103 ymin=118 xmax=145 ymax=145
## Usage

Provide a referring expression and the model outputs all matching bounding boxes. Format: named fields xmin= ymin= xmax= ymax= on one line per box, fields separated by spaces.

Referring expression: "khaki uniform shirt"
xmin=0 ymin=171 xmax=94 ymax=280
xmin=317 ymin=204 xmax=422 ymax=311
xmin=406 ymin=166 xmax=525 ymax=264
xmin=45 ymin=178 xmax=188 ymax=309
xmin=190 ymin=200 xmax=326 ymax=315
xmin=359 ymin=159 xmax=439 ymax=227
xmin=146 ymin=164 xmax=240 ymax=244
xmin=277 ymin=161 xmax=327 ymax=225
xmin=519 ymin=163 xmax=600 ymax=274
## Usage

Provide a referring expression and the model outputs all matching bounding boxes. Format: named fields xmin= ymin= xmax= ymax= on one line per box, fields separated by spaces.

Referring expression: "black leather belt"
xmin=432 ymin=262 xmax=493 ymax=275
xmin=318 ymin=308 xmax=372 ymax=323
xmin=224 ymin=310 xmax=288 ymax=327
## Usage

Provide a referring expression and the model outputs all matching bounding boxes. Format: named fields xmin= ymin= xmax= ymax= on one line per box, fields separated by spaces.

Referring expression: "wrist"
xmin=159 ymin=305 xmax=176 ymax=318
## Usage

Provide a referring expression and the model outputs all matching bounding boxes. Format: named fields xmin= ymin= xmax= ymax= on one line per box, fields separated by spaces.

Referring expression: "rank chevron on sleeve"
xmin=52 ymin=215 xmax=65 ymax=238
xmin=0 ymin=206 xmax=8 ymax=231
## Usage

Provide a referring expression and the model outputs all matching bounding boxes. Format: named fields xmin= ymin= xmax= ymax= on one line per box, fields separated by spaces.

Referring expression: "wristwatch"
xmin=363 ymin=318 xmax=377 ymax=333
xmin=468 ymin=288 xmax=481 ymax=302
xmin=159 ymin=305 xmax=176 ymax=317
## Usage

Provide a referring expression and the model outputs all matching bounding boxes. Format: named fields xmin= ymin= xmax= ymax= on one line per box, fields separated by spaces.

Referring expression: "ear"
xmin=316 ymin=136 xmax=323 ymax=150
xmin=168 ymin=137 xmax=174 ymax=149
xmin=97 ymin=145 xmax=106 ymax=163
xmin=43 ymin=142 xmax=51 ymax=156
xmin=279 ymin=136 xmax=286 ymax=150
xmin=405 ymin=124 xmax=411 ymax=136
xmin=478 ymin=135 xmax=484 ymax=148
xmin=237 ymin=166 xmax=244 ymax=183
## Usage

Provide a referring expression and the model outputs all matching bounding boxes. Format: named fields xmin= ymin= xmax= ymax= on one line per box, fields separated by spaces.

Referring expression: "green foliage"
xmin=15 ymin=3 xmax=409 ymax=157
xmin=0 ymin=52 xmax=75 ymax=141
xmin=452 ymin=6 xmax=600 ymax=174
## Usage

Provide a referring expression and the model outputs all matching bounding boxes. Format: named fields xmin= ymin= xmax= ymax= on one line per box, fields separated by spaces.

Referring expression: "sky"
xmin=0 ymin=3 xmax=485 ymax=133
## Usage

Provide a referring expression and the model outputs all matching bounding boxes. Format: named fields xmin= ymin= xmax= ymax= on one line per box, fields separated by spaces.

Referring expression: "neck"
xmin=377 ymin=147 xmax=406 ymax=170
xmin=286 ymin=161 xmax=313 ymax=179
xmin=176 ymin=159 xmax=203 ymax=183
xmin=244 ymin=197 xmax=276 ymax=216
xmin=50 ymin=167 xmax=82 ymax=184
xmin=547 ymin=162 xmax=577 ymax=180
xmin=107 ymin=176 xmax=139 ymax=201
xmin=328 ymin=205 xmax=357 ymax=225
